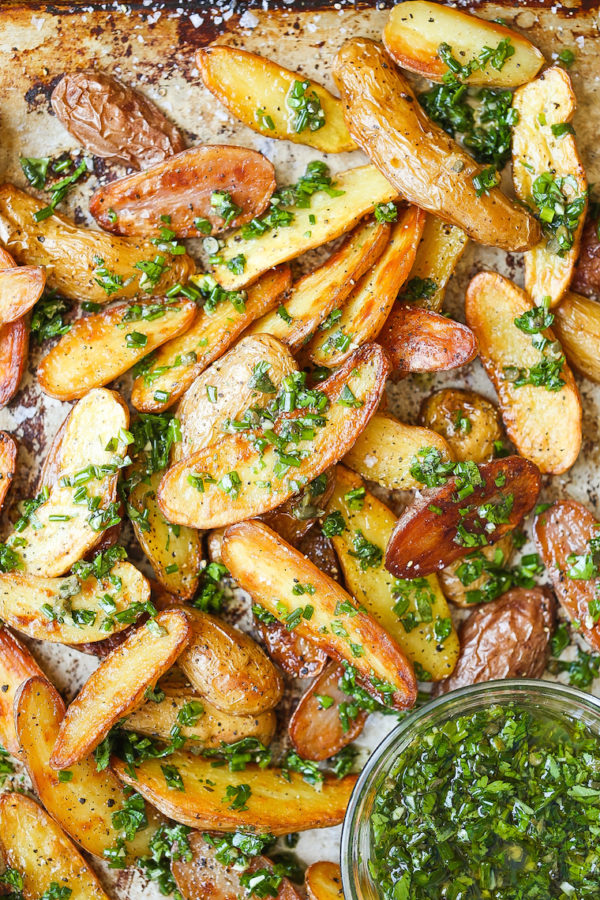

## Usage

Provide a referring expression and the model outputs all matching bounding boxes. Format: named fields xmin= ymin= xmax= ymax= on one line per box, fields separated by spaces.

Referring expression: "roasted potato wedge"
xmin=198 ymin=46 xmax=357 ymax=154
xmin=465 ymin=271 xmax=581 ymax=474
xmin=158 ymin=345 xmax=388 ymax=529
xmin=256 ymin=620 xmax=327 ymax=680
xmin=333 ymin=39 xmax=540 ymax=252
xmin=90 ymin=146 xmax=275 ymax=237
xmin=512 ymin=66 xmax=587 ymax=306
xmin=51 ymin=70 xmax=185 ymax=169
xmin=0 ymin=625 xmax=44 ymax=755
xmin=223 ymin=521 xmax=417 ymax=710
xmin=572 ymin=216 xmax=600 ymax=299
xmin=50 ymin=608 xmax=191 ymax=769
xmin=434 ymin=587 xmax=556 ymax=695
xmin=212 ymin=165 xmax=398 ymax=290
xmin=0 ymin=184 xmax=194 ymax=302
xmin=38 ymin=298 xmax=197 ymax=401
xmin=0 ymin=562 xmax=150 ymax=644
xmin=327 ymin=466 xmax=459 ymax=681
xmin=178 ymin=609 xmax=284 ymax=716
xmin=385 ymin=456 xmax=541 ymax=578
xmin=289 ymin=660 xmax=367 ymax=761
xmin=378 ymin=304 xmax=478 ymax=378
xmin=176 ymin=334 xmax=297 ymax=462
xmin=123 ymin=684 xmax=277 ymax=748
xmin=113 ymin=749 xmax=356 ymax=834
xmin=172 ymin=833 xmax=302 ymax=900
xmin=383 ymin=2 xmax=544 ymax=86
xmin=0 ymin=431 xmax=16 ymax=513
xmin=0 ymin=793 xmax=110 ymax=900
xmin=0 ymin=318 xmax=28 ymax=408
xmin=553 ymin=291 xmax=600 ymax=384
xmin=306 ymin=861 xmax=344 ymax=900
xmin=16 ymin=676 xmax=160 ymax=861
xmin=535 ymin=500 xmax=600 ymax=651
xmin=308 ymin=206 xmax=426 ymax=366
xmin=259 ymin=471 xmax=337 ymax=549
xmin=343 ymin=412 xmax=453 ymax=492
xmin=419 ymin=388 xmax=502 ymax=463
xmin=0 ymin=265 xmax=45 ymax=325
xmin=439 ymin=533 xmax=515 ymax=608
xmin=131 ymin=266 xmax=291 ymax=412
xmin=248 ymin=218 xmax=390 ymax=351
xmin=404 ymin=215 xmax=469 ymax=312
xmin=6 ymin=389 xmax=129 ymax=577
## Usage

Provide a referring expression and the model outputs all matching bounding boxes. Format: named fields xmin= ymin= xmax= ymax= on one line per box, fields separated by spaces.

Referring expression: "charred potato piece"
xmin=535 ymin=500 xmax=600 ymax=652
xmin=0 ymin=184 xmax=194 ymax=302
xmin=419 ymin=388 xmax=502 ymax=463
xmin=553 ymin=291 xmax=600 ymax=384
xmin=306 ymin=862 xmax=344 ymax=900
xmin=0 ymin=625 xmax=45 ymax=755
xmin=571 ymin=216 xmax=600 ymax=299
xmin=439 ymin=533 xmax=515 ymax=608
xmin=90 ymin=146 xmax=275 ymax=236
xmin=0 ymin=431 xmax=16 ymax=513
xmin=378 ymin=305 xmax=478 ymax=378
xmin=51 ymin=70 xmax=185 ymax=168
xmin=0 ymin=265 xmax=45 ymax=325
xmin=512 ymin=66 xmax=587 ymax=306
xmin=385 ymin=456 xmax=541 ymax=578
xmin=256 ymin=619 xmax=328 ymax=680
xmin=465 ymin=272 xmax=581 ymax=475
xmin=0 ymin=318 xmax=28 ymax=408
xmin=333 ymin=39 xmax=540 ymax=252
xmin=403 ymin=215 xmax=468 ymax=312
xmin=259 ymin=470 xmax=337 ymax=549
xmin=434 ymin=587 xmax=556 ymax=695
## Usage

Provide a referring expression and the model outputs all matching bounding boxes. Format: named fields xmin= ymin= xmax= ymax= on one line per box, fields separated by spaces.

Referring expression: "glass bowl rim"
xmin=340 ymin=678 xmax=600 ymax=899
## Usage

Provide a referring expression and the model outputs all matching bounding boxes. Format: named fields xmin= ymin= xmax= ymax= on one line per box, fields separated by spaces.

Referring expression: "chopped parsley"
xmin=504 ymin=296 xmax=566 ymax=393
xmin=530 ymin=172 xmax=586 ymax=257
xmin=33 ymin=156 xmax=90 ymax=221
xmin=30 ymin=293 xmax=71 ymax=343
xmin=211 ymin=190 xmax=242 ymax=226
xmin=399 ymin=277 xmax=439 ymax=304
xmin=349 ymin=530 xmax=383 ymax=570
xmin=374 ymin=201 xmax=398 ymax=223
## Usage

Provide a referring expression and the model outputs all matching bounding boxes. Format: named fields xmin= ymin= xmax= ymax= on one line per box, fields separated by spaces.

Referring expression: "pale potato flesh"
xmin=554 ymin=291 xmax=600 ymax=383
xmin=0 ymin=625 xmax=45 ymax=755
xmin=465 ymin=272 xmax=581 ymax=474
xmin=419 ymin=388 xmax=503 ymax=463
xmin=306 ymin=861 xmax=344 ymax=900
xmin=0 ymin=793 xmax=111 ymax=900
xmin=406 ymin=215 xmax=469 ymax=312
xmin=512 ymin=66 xmax=587 ymax=306
xmin=0 ymin=264 xmax=45 ymax=325
xmin=0 ymin=430 xmax=16 ymax=513
xmin=211 ymin=165 xmax=398 ymax=290
xmin=197 ymin=45 xmax=357 ymax=153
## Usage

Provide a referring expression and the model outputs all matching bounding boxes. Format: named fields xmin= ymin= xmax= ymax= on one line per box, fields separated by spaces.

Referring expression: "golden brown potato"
xmin=333 ymin=39 xmax=540 ymax=252
xmin=571 ymin=216 xmax=600 ymax=299
xmin=248 ymin=218 xmax=390 ymax=351
xmin=131 ymin=265 xmax=291 ymax=412
xmin=0 ymin=184 xmax=194 ymax=302
xmin=385 ymin=456 xmax=541 ymax=578
xmin=343 ymin=412 xmax=453 ymax=492
xmin=465 ymin=272 xmax=581 ymax=475
xmin=289 ymin=660 xmax=367 ymax=761
xmin=15 ymin=676 xmax=160 ymax=861
xmin=0 ymin=793 xmax=111 ymax=900
xmin=404 ymin=215 xmax=469 ymax=312
xmin=512 ymin=66 xmax=587 ymax=306
xmin=259 ymin=471 xmax=337 ymax=549
xmin=0 ymin=265 xmax=45 ymax=325
xmin=113 ymin=750 xmax=356 ymax=835
xmin=157 ymin=345 xmax=389 ymax=529
xmin=0 ymin=431 xmax=16 ymax=514
xmin=51 ymin=70 xmax=185 ymax=169
xmin=306 ymin=861 xmax=344 ymax=900
xmin=211 ymin=165 xmax=398 ymax=290
xmin=90 ymin=146 xmax=275 ymax=236
xmin=553 ymin=291 xmax=600 ymax=383
xmin=419 ymin=388 xmax=502 ymax=463
xmin=38 ymin=298 xmax=197 ymax=401
xmin=378 ymin=304 xmax=478 ymax=378
xmin=383 ymin=2 xmax=544 ymax=86
xmin=308 ymin=206 xmax=426 ymax=366
xmin=198 ymin=46 xmax=357 ymax=154
xmin=0 ymin=625 xmax=45 ymax=755
xmin=439 ymin=533 xmax=515 ymax=608
xmin=223 ymin=521 xmax=417 ymax=710
xmin=434 ymin=588 xmax=556 ymax=695
xmin=535 ymin=500 xmax=600 ymax=652
xmin=178 ymin=608 xmax=284 ymax=716
xmin=0 ymin=318 xmax=28 ymax=408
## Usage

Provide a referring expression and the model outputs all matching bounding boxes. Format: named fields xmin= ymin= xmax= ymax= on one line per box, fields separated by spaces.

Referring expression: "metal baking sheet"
xmin=0 ymin=0 xmax=599 ymax=895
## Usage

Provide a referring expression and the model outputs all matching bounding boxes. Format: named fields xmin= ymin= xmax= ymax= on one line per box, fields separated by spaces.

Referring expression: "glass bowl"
xmin=340 ymin=679 xmax=600 ymax=899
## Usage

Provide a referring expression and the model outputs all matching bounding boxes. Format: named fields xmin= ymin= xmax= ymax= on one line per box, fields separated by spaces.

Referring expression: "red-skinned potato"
xmin=534 ymin=500 xmax=600 ymax=652
xmin=0 ymin=625 xmax=45 ymax=755
xmin=385 ymin=456 xmax=541 ymax=578
xmin=572 ymin=216 xmax=600 ymax=299
xmin=51 ymin=70 xmax=185 ymax=169
xmin=0 ymin=265 xmax=45 ymax=325
xmin=306 ymin=861 xmax=344 ymax=900
xmin=0 ymin=318 xmax=28 ymax=408
xmin=378 ymin=304 xmax=478 ymax=378
xmin=90 ymin=146 xmax=275 ymax=237
xmin=0 ymin=431 xmax=16 ymax=513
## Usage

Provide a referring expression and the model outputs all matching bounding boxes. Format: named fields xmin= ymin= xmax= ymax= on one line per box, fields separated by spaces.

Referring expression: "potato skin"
xmin=571 ymin=216 xmax=600 ymax=299
xmin=333 ymin=38 xmax=540 ymax=252
xmin=306 ymin=862 xmax=344 ymax=900
xmin=0 ymin=431 xmax=16 ymax=514
xmin=0 ymin=318 xmax=28 ymax=408
xmin=419 ymin=388 xmax=502 ymax=464
xmin=433 ymin=587 xmax=556 ymax=695
xmin=553 ymin=291 xmax=600 ymax=384
xmin=0 ymin=625 xmax=45 ymax=755
xmin=378 ymin=305 xmax=478 ymax=379
xmin=51 ymin=71 xmax=185 ymax=169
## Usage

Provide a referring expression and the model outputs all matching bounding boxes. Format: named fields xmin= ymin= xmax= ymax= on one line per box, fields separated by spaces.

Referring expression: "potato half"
xmin=306 ymin=862 xmax=344 ymax=900
xmin=404 ymin=215 xmax=469 ymax=312
xmin=0 ymin=624 xmax=45 ymax=755
xmin=553 ymin=291 xmax=600 ymax=384
xmin=378 ymin=305 xmax=478 ymax=378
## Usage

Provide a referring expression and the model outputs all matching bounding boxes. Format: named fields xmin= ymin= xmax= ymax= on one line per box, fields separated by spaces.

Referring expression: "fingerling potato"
xmin=51 ymin=70 xmax=185 ymax=169
xmin=383 ymin=2 xmax=544 ymax=86
xmin=0 ymin=184 xmax=194 ymax=302
xmin=256 ymin=620 xmax=328 ymax=680
xmin=571 ymin=216 xmax=600 ymax=299
xmin=333 ymin=39 xmax=540 ymax=252
xmin=222 ymin=521 xmax=417 ymax=710
xmin=0 ymin=793 xmax=110 ymax=900
xmin=378 ymin=304 xmax=478 ymax=378
xmin=465 ymin=271 xmax=581 ymax=474
xmin=198 ymin=45 xmax=357 ymax=154
xmin=0 ymin=318 xmax=28 ymax=408
xmin=419 ymin=388 xmax=502 ymax=463
xmin=553 ymin=291 xmax=600 ymax=384
xmin=0 ymin=265 xmax=45 ymax=325
xmin=439 ymin=533 xmax=515 ymax=608
xmin=306 ymin=861 xmax=344 ymax=900
xmin=404 ymin=215 xmax=469 ymax=312
xmin=0 ymin=625 xmax=45 ymax=755
xmin=259 ymin=471 xmax=337 ymax=549
xmin=0 ymin=432 xmax=16 ymax=513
